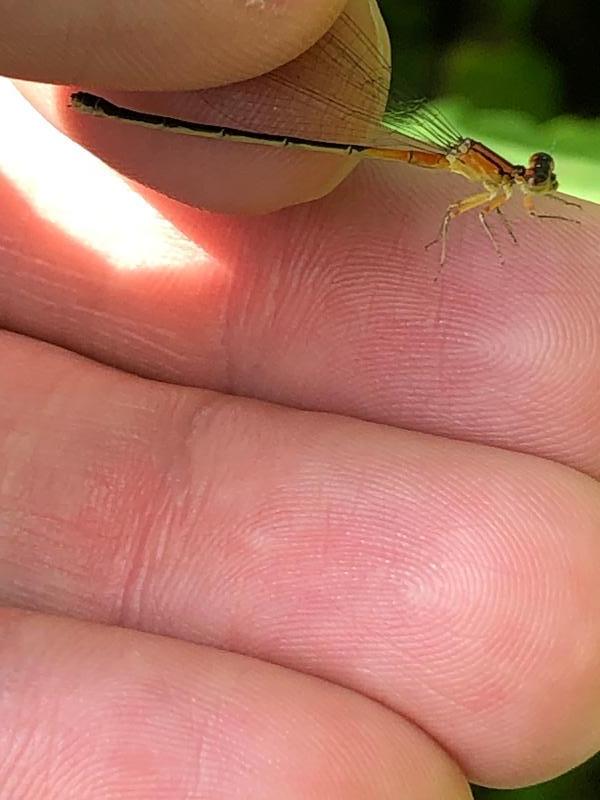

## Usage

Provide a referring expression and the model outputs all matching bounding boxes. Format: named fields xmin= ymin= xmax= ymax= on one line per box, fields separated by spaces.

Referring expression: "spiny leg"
xmin=476 ymin=189 xmax=513 ymax=265
xmin=425 ymin=209 xmax=452 ymax=270
xmin=495 ymin=208 xmax=518 ymax=245
xmin=547 ymin=194 xmax=582 ymax=210
xmin=523 ymin=194 xmax=582 ymax=225
xmin=529 ymin=212 xmax=582 ymax=224
xmin=478 ymin=212 xmax=505 ymax=266
xmin=425 ymin=189 xmax=498 ymax=273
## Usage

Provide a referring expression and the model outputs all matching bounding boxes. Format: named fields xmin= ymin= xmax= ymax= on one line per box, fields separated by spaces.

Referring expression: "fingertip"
xmin=19 ymin=0 xmax=390 ymax=214
xmin=1 ymin=0 xmax=348 ymax=90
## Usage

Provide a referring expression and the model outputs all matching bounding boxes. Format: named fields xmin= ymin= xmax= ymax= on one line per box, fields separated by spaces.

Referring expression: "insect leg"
xmin=426 ymin=190 xmax=500 ymax=270
xmin=523 ymin=194 xmax=582 ymax=225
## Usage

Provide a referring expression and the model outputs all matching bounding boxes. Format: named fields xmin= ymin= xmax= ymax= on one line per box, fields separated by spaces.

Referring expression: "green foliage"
xmin=441 ymin=41 xmax=562 ymax=121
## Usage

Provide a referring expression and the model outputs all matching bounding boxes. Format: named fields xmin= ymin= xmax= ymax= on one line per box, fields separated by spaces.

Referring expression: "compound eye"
xmin=529 ymin=152 xmax=555 ymax=172
xmin=526 ymin=152 xmax=556 ymax=189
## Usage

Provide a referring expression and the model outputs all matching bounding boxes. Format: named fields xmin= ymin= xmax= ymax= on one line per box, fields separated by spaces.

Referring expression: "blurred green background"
xmin=377 ymin=0 xmax=600 ymax=203
xmin=375 ymin=0 xmax=599 ymax=795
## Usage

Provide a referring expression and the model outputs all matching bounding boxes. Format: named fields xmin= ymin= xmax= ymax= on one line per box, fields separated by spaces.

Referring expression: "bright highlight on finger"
xmin=0 ymin=80 xmax=212 ymax=274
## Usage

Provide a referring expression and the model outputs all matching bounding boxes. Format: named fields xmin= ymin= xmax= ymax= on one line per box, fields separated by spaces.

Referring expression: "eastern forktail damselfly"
xmin=70 ymin=9 xmax=580 ymax=266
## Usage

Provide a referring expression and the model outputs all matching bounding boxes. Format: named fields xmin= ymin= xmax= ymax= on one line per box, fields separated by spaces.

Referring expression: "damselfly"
xmin=70 ymin=9 xmax=580 ymax=265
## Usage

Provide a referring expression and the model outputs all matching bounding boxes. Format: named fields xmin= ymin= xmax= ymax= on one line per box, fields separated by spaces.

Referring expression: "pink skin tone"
xmin=1 ymin=0 xmax=600 ymax=797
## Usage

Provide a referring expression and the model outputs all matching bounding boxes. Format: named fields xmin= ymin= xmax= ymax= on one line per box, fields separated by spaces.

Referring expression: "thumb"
xmin=15 ymin=0 xmax=390 ymax=214
xmin=1 ymin=0 xmax=347 ymax=90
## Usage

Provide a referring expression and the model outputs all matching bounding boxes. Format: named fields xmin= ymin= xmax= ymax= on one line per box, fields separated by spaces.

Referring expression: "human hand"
xmin=2 ymin=0 xmax=600 ymax=797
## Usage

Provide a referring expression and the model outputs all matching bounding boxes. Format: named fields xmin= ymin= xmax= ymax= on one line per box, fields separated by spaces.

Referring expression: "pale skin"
xmin=1 ymin=0 xmax=600 ymax=797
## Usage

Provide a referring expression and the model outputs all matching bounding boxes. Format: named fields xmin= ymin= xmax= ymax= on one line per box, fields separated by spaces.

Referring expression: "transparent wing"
xmin=100 ymin=10 xmax=464 ymax=153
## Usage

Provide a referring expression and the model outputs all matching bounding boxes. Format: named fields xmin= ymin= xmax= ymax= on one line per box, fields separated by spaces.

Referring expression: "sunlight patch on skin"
xmin=0 ymin=79 xmax=215 ymax=274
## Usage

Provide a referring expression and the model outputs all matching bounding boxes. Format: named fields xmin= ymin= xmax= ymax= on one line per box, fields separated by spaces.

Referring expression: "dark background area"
xmin=379 ymin=0 xmax=599 ymax=120
xmin=376 ymin=1 xmax=599 ymax=798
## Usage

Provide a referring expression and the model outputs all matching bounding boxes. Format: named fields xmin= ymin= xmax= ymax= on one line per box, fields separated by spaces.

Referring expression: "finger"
xmin=1 ymin=332 xmax=599 ymax=788
xmin=16 ymin=0 xmax=388 ymax=213
xmin=0 ymin=610 xmax=471 ymax=799
xmin=0 ymin=0 xmax=346 ymax=89
xmin=1 ymin=81 xmax=600 ymax=476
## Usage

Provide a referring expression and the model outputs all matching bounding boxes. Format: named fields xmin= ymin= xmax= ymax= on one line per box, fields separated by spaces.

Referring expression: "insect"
xmin=70 ymin=10 xmax=580 ymax=266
